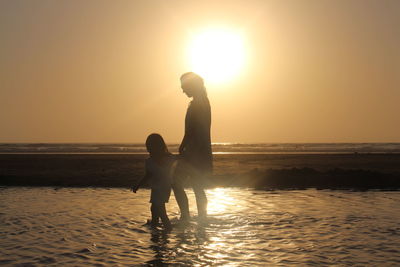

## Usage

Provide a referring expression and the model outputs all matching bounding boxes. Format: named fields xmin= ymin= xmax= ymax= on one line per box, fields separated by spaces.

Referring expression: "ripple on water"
xmin=1 ymin=187 xmax=400 ymax=265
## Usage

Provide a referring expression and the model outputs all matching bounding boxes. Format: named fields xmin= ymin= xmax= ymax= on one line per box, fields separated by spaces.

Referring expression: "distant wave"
xmin=0 ymin=143 xmax=399 ymax=154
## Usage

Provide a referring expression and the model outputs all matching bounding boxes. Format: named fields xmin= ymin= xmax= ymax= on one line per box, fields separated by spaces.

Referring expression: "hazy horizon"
xmin=1 ymin=0 xmax=399 ymax=143
xmin=1 ymin=141 xmax=400 ymax=145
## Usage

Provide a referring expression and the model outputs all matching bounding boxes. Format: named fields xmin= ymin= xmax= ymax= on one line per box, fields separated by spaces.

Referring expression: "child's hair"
xmin=145 ymin=133 xmax=170 ymax=159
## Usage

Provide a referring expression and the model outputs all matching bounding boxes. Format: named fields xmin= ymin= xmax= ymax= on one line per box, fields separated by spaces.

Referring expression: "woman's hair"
xmin=145 ymin=133 xmax=170 ymax=159
xmin=180 ymin=72 xmax=207 ymax=97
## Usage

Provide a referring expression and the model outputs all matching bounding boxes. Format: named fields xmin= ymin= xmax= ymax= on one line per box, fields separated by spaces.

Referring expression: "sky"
xmin=1 ymin=0 xmax=399 ymax=143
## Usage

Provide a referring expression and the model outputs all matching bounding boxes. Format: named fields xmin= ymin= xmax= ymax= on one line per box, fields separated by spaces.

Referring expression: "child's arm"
xmin=131 ymin=172 xmax=150 ymax=193
xmin=132 ymin=160 xmax=151 ymax=193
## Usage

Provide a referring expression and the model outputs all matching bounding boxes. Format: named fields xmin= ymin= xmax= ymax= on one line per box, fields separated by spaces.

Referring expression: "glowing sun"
xmin=187 ymin=28 xmax=246 ymax=84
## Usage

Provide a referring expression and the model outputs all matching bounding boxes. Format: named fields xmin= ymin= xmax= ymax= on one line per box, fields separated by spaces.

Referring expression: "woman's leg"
xmin=172 ymin=161 xmax=190 ymax=221
xmin=192 ymin=179 xmax=208 ymax=220
xmin=191 ymin=168 xmax=208 ymax=220
xmin=159 ymin=204 xmax=172 ymax=230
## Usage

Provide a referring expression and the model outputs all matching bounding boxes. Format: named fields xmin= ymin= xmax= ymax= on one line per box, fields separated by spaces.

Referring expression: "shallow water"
xmin=1 ymin=187 xmax=400 ymax=266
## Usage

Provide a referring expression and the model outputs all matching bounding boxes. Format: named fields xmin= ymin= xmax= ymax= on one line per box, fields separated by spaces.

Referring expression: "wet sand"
xmin=1 ymin=153 xmax=400 ymax=189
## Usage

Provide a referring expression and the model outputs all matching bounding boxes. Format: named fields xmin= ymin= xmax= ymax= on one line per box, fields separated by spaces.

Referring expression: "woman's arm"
xmin=180 ymin=102 xmax=198 ymax=155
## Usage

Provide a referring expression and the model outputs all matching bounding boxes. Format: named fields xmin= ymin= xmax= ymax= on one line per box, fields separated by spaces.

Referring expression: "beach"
xmin=1 ymin=153 xmax=400 ymax=189
xmin=2 ymin=152 xmax=400 ymax=265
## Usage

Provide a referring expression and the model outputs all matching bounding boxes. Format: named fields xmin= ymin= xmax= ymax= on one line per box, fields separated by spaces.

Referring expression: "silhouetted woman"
xmin=173 ymin=72 xmax=212 ymax=221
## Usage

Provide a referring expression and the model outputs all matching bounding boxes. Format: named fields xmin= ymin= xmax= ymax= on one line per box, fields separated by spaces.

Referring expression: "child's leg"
xmin=159 ymin=204 xmax=172 ymax=230
xmin=150 ymin=204 xmax=160 ymax=227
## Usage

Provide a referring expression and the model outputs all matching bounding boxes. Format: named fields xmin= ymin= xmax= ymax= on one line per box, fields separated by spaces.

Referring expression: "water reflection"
xmin=207 ymin=187 xmax=238 ymax=214
xmin=148 ymin=230 xmax=170 ymax=265
xmin=144 ymin=223 xmax=207 ymax=265
xmin=1 ymin=188 xmax=400 ymax=265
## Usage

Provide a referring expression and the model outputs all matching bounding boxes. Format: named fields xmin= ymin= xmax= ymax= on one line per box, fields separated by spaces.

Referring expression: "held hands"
xmin=179 ymin=144 xmax=184 ymax=155
xmin=179 ymin=135 xmax=187 ymax=155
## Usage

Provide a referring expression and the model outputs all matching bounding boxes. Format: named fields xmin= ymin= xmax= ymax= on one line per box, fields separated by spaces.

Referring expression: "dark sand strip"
xmin=1 ymin=153 xmax=400 ymax=189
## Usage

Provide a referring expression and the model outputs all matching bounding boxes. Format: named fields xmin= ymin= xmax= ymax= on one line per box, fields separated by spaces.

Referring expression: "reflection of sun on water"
xmin=187 ymin=28 xmax=246 ymax=85
xmin=207 ymin=188 xmax=238 ymax=214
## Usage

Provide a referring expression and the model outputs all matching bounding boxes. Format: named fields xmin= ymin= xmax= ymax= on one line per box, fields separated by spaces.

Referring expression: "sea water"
xmin=1 ymin=143 xmax=400 ymax=154
xmin=1 ymin=187 xmax=400 ymax=266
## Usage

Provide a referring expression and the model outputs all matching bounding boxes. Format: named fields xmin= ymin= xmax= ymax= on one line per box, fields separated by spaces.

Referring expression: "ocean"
xmin=1 ymin=142 xmax=400 ymax=154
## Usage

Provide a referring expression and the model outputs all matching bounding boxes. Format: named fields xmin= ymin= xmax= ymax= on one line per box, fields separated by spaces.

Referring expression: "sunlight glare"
xmin=207 ymin=188 xmax=237 ymax=214
xmin=187 ymin=28 xmax=246 ymax=84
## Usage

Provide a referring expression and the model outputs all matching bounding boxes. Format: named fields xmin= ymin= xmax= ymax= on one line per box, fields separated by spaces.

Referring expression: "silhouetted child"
xmin=132 ymin=133 xmax=175 ymax=230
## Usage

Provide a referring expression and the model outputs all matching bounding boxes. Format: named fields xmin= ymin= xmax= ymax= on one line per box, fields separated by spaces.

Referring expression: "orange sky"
xmin=1 ymin=0 xmax=399 ymax=143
